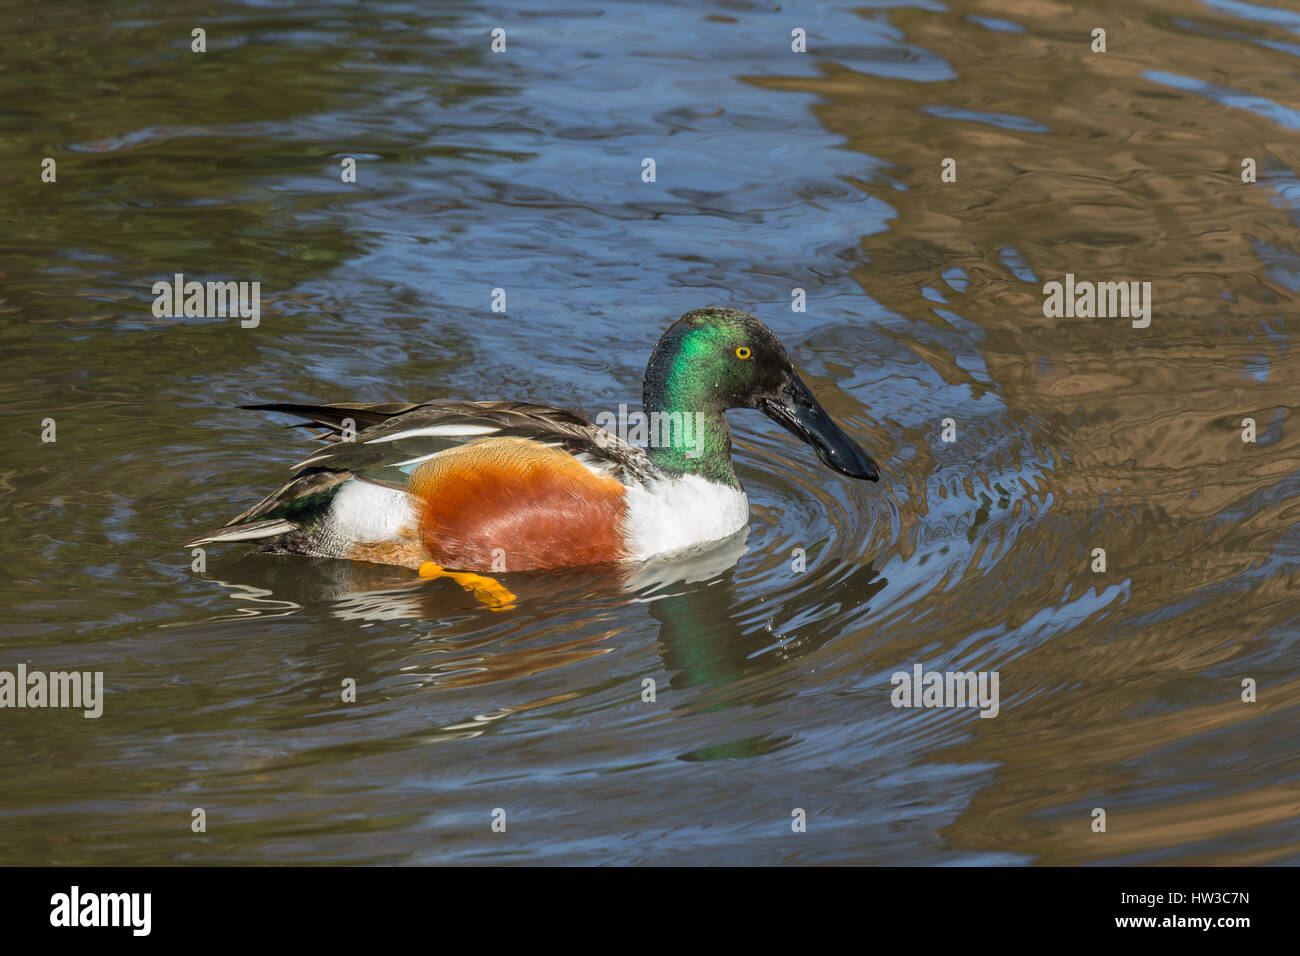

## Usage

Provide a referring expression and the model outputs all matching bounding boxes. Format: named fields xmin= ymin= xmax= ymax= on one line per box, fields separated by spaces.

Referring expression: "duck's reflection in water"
xmin=201 ymin=530 xmax=755 ymax=622
xmin=194 ymin=528 xmax=885 ymax=744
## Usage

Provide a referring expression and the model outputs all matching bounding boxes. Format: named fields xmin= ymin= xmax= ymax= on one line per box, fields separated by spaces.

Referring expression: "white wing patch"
xmin=621 ymin=475 xmax=749 ymax=561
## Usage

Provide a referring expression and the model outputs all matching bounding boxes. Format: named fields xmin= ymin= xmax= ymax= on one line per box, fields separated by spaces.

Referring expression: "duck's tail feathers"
xmin=184 ymin=518 xmax=298 ymax=548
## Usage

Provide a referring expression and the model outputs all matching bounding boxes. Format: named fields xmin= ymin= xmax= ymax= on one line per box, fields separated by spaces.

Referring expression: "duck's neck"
xmin=642 ymin=368 xmax=739 ymax=488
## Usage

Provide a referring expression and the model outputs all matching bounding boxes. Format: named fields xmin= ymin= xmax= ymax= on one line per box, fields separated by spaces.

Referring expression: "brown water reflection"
xmin=755 ymin=0 xmax=1300 ymax=864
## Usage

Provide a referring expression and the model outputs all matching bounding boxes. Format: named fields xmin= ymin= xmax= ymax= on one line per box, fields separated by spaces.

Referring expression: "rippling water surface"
xmin=2 ymin=0 xmax=1298 ymax=864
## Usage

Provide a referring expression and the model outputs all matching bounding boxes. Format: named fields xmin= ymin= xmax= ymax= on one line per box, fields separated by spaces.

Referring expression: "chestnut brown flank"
xmin=408 ymin=437 xmax=628 ymax=571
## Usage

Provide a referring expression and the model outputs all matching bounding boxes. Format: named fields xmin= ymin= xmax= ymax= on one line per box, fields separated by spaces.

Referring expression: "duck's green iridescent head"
xmin=642 ymin=307 xmax=880 ymax=485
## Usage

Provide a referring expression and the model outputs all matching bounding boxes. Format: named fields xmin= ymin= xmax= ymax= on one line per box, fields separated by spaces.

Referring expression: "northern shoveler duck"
xmin=187 ymin=308 xmax=880 ymax=576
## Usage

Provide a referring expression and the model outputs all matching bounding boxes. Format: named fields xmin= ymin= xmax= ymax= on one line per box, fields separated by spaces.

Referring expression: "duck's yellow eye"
xmin=735 ymin=346 xmax=752 ymax=360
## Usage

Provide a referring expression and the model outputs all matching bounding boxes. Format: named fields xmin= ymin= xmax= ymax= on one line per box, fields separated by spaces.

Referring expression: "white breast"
xmin=620 ymin=475 xmax=750 ymax=562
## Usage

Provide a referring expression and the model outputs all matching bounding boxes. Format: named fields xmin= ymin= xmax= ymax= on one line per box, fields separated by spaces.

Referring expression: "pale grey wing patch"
xmin=388 ymin=452 xmax=444 ymax=469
